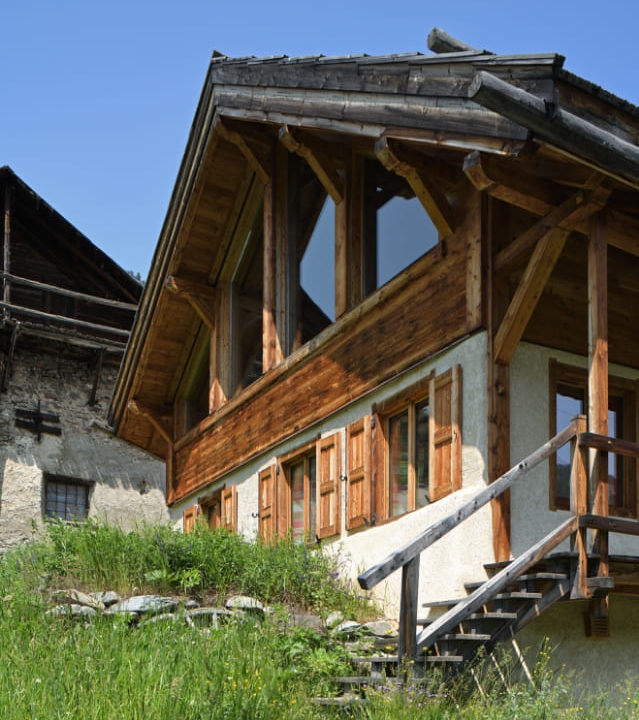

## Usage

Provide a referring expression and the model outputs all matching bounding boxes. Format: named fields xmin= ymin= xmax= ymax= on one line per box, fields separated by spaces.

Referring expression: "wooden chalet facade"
xmin=0 ymin=167 xmax=167 ymax=545
xmin=110 ymin=29 xmax=639 ymax=683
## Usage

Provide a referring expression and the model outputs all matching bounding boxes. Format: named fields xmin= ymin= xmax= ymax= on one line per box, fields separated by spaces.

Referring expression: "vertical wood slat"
xmin=429 ymin=365 xmax=462 ymax=502
xmin=263 ymin=164 xmax=281 ymax=372
xmin=570 ymin=414 xmax=589 ymax=599
xmin=588 ymin=212 xmax=609 ymax=579
xmin=398 ymin=555 xmax=420 ymax=662
xmin=317 ymin=432 xmax=342 ymax=539
xmin=346 ymin=416 xmax=371 ymax=530
xmin=221 ymin=485 xmax=237 ymax=532
xmin=258 ymin=465 xmax=277 ymax=542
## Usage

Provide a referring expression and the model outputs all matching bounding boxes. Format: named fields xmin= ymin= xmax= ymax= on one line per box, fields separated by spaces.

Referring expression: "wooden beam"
xmin=464 ymin=151 xmax=639 ymax=256
xmin=427 ymin=27 xmax=478 ymax=54
xmin=397 ymin=556 xmax=419 ymax=662
xmin=263 ymin=167 xmax=282 ymax=370
xmin=217 ymin=118 xmax=270 ymax=184
xmin=469 ymin=70 xmax=639 ymax=189
xmin=165 ymin=275 xmax=217 ymax=330
xmin=278 ymin=125 xmax=344 ymax=203
xmin=570 ymin=415 xmax=589 ymax=599
xmin=579 ymin=433 xmax=639 ymax=458
xmin=494 ymin=226 xmax=569 ymax=364
xmin=3 ymin=185 xmax=10 ymax=320
xmin=127 ymin=398 xmax=173 ymax=444
xmin=375 ymin=137 xmax=455 ymax=238
xmin=588 ymin=212 xmax=609 ymax=581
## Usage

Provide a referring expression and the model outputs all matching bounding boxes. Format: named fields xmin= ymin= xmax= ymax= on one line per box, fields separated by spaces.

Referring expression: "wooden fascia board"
xmin=494 ymin=187 xmax=610 ymax=272
xmin=375 ymin=137 xmax=456 ymax=238
xmin=127 ymin=399 xmax=173 ymax=445
xmin=278 ymin=125 xmax=344 ymax=203
xmin=469 ymin=70 xmax=639 ymax=189
xmin=165 ymin=275 xmax=217 ymax=329
xmin=494 ymin=226 xmax=570 ymax=364
xmin=217 ymin=118 xmax=270 ymax=184
xmin=463 ymin=151 xmax=639 ymax=256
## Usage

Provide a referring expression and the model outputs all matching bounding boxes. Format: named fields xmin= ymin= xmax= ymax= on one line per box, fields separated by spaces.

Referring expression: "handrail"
xmin=358 ymin=420 xmax=578 ymax=590
xmin=415 ymin=515 xmax=578 ymax=650
xmin=579 ymin=432 xmax=639 ymax=458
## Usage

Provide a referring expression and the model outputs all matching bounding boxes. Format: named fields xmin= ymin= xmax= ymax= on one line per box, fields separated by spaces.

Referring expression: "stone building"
xmin=0 ymin=166 xmax=167 ymax=549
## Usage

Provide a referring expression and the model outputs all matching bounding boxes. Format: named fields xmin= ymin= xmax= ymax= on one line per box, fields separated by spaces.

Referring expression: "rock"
xmin=186 ymin=607 xmax=232 ymax=628
xmin=225 ymin=595 xmax=264 ymax=616
xmin=90 ymin=591 xmax=120 ymax=607
xmin=109 ymin=595 xmax=177 ymax=615
xmin=325 ymin=611 xmax=344 ymax=629
xmin=291 ymin=614 xmax=323 ymax=632
xmin=51 ymin=589 xmax=104 ymax=611
xmin=185 ymin=599 xmax=200 ymax=610
xmin=361 ymin=620 xmax=397 ymax=637
xmin=333 ymin=620 xmax=361 ymax=638
xmin=47 ymin=604 xmax=97 ymax=618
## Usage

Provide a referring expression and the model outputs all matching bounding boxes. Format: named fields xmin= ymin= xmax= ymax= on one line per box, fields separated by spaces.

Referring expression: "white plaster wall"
xmin=0 ymin=347 xmax=168 ymax=550
xmin=171 ymin=332 xmax=494 ymax=615
xmin=510 ymin=342 xmax=639 ymax=558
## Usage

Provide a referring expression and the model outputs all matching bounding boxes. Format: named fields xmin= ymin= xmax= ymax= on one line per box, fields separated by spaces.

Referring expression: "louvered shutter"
xmin=346 ymin=417 xmax=371 ymax=529
xmin=317 ymin=433 xmax=341 ymax=539
xmin=429 ymin=365 xmax=462 ymax=502
xmin=258 ymin=465 xmax=277 ymax=541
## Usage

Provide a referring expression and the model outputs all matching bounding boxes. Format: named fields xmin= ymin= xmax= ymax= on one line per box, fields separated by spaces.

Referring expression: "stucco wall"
xmin=0 ymin=346 xmax=168 ymax=550
xmin=171 ymin=332 xmax=494 ymax=614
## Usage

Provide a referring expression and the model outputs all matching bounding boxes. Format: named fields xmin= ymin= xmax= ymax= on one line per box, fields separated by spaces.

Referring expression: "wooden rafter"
xmin=375 ymin=137 xmax=456 ymax=238
xmin=463 ymin=151 xmax=639 ymax=256
xmin=127 ymin=398 xmax=172 ymax=445
xmin=217 ymin=118 xmax=270 ymax=184
xmin=165 ymin=275 xmax=217 ymax=330
xmin=278 ymin=125 xmax=344 ymax=203
xmin=495 ymin=188 xmax=609 ymax=272
xmin=494 ymin=226 xmax=570 ymax=364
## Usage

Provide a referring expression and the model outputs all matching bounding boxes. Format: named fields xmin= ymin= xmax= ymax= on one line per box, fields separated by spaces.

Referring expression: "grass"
xmin=0 ymin=520 xmax=638 ymax=719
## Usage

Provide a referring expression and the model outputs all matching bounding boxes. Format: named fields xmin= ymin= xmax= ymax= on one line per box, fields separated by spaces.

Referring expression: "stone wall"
xmin=0 ymin=345 xmax=168 ymax=550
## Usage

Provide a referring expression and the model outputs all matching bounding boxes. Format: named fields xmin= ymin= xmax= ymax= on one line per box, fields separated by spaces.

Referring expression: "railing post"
xmin=398 ymin=555 xmax=419 ymax=663
xmin=570 ymin=414 xmax=589 ymax=599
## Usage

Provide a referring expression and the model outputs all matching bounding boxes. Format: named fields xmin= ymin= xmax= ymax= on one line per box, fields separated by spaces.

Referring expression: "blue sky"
xmin=3 ymin=0 xmax=638 ymax=278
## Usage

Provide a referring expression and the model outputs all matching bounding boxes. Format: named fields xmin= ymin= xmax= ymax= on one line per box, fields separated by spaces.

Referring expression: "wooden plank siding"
xmin=171 ymin=227 xmax=472 ymax=502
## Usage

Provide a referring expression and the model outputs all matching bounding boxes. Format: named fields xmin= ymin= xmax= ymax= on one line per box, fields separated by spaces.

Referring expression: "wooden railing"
xmin=357 ymin=414 xmax=639 ymax=660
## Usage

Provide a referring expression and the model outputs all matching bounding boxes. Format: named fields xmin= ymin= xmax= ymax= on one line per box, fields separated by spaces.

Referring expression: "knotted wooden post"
xmin=398 ymin=555 xmax=419 ymax=662
xmin=570 ymin=414 xmax=589 ymax=599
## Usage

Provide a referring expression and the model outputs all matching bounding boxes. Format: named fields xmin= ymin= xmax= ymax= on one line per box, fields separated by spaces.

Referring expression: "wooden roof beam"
xmin=495 ymin=187 xmax=610 ymax=272
xmin=278 ymin=125 xmax=344 ymax=203
xmin=375 ymin=137 xmax=456 ymax=238
xmin=463 ymin=151 xmax=639 ymax=256
xmin=127 ymin=398 xmax=173 ymax=445
xmin=494 ymin=226 xmax=570 ymax=365
xmin=165 ymin=275 xmax=217 ymax=330
xmin=427 ymin=27 xmax=479 ymax=54
xmin=217 ymin=118 xmax=270 ymax=184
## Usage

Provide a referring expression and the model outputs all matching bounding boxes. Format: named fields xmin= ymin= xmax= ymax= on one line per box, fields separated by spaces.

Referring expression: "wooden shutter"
xmin=429 ymin=365 xmax=462 ymax=502
xmin=346 ymin=417 xmax=371 ymax=529
xmin=221 ymin=486 xmax=237 ymax=532
xmin=258 ymin=465 xmax=277 ymax=541
xmin=276 ymin=466 xmax=291 ymax=538
xmin=317 ymin=432 xmax=341 ymax=539
xmin=183 ymin=504 xmax=198 ymax=534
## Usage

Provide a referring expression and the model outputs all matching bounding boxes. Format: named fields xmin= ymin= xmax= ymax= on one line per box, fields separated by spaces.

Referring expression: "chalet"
xmin=109 ymin=29 xmax=639 ymax=686
xmin=0 ymin=166 xmax=167 ymax=548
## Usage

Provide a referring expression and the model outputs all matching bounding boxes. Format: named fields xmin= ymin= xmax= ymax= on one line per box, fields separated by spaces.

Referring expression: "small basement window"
xmin=44 ymin=475 xmax=91 ymax=521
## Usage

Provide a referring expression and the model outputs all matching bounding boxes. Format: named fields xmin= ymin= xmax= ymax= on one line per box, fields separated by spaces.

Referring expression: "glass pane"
xmin=308 ymin=457 xmax=317 ymax=539
xmin=389 ymin=411 xmax=409 ymax=517
xmin=608 ymin=397 xmax=624 ymax=508
xmin=556 ymin=386 xmax=584 ymax=501
xmin=290 ymin=462 xmax=305 ymax=541
xmin=415 ymin=400 xmax=430 ymax=508
xmin=300 ymin=199 xmax=335 ymax=323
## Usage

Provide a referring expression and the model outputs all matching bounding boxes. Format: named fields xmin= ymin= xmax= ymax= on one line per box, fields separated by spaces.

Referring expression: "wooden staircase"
xmin=315 ymin=416 xmax=639 ymax=706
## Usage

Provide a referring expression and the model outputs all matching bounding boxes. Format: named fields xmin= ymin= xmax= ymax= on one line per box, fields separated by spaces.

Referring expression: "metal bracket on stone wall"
xmin=15 ymin=399 xmax=61 ymax=442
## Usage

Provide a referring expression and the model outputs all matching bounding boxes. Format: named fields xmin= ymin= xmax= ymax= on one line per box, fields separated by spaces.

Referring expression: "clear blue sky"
xmin=3 ymin=0 xmax=638 ymax=278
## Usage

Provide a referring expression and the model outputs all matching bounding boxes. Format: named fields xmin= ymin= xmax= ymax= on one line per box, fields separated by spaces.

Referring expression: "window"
xmin=550 ymin=361 xmax=637 ymax=517
xmin=183 ymin=486 xmax=237 ymax=534
xmin=281 ymin=446 xmax=317 ymax=541
xmin=372 ymin=366 xmax=462 ymax=522
xmin=44 ymin=475 xmax=91 ymax=521
xmin=178 ymin=327 xmax=210 ymax=434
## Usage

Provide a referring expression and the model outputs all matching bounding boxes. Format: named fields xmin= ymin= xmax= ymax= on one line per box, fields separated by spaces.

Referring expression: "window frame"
xmin=279 ymin=440 xmax=318 ymax=542
xmin=549 ymin=360 xmax=637 ymax=518
xmin=43 ymin=474 xmax=93 ymax=522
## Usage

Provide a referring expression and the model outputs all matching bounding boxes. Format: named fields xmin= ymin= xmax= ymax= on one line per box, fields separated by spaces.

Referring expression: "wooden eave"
xmin=109 ymin=44 xmax=639 ymax=459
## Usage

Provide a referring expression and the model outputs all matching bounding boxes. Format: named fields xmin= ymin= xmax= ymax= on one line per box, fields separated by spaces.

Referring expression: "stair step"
xmin=516 ymin=572 xmax=569 ymax=583
xmin=416 ymin=617 xmax=435 ymax=625
xmin=421 ymin=598 xmax=462 ymax=608
xmin=314 ymin=695 xmax=363 ymax=707
xmin=466 ymin=611 xmax=518 ymax=621
xmin=440 ymin=633 xmax=492 ymax=642
xmin=351 ymin=655 xmax=403 ymax=664
xmin=335 ymin=676 xmax=401 ymax=687
xmin=426 ymin=654 xmax=464 ymax=663
xmin=493 ymin=591 xmax=543 ymax=601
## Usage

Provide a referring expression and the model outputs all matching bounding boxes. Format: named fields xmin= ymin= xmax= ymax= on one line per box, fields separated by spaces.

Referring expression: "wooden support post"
xmin=88 ymin=347 xmax=105 ymax=406
xmin=486 ymin=197 xmax=511 ymax=561
xmin=263 ymin=168 xmax=281 ymax=371
xmin=570 ymin=414 xmax=589 ymax=599
xmin=212 ymin=282 xmax=232 ymax=409
xmin=398 ymin=555 xmax=419 ymax=663
xmin=588 ymin=212 xmax=609 ymax=581
xmin=3 ymin=185 xmax=11 ymax=322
